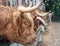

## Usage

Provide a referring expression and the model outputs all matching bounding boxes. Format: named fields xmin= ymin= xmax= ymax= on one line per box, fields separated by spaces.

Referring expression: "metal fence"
xmin=24 ymin=0 xmax=40 ymax=6
xmin=1 ymin=0 xmax=45 ymax=10
xmin=1 ymin=0 xmax=41 ymax=7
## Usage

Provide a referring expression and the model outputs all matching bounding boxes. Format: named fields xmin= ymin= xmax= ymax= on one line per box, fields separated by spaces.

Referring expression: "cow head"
xmin=14 ymin=1 xmax=43 ymax=44
xmin=17 ymin=13 xmax=36 ymax=44
xmin=3 ymin=0 xmax=43 ymax=45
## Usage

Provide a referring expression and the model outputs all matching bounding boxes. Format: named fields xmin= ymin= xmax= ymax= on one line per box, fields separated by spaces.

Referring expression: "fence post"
xmin=25 ymin=0 xmax=29 ymax=5
xmin=13 ymin=0 xmax=17 ymax=7
xmin=33 ymin=0 xmax=36 ymax=6
xmin=10 ymin=0 xmax=13 ymax=7
xmin=36 ymin=0 xmax=40 ymax=5
xmin=39 ymin=3 xmax=45 ymax=10
xmin=29 ymin=0 xmax=31 ymax=4
xmin=18 ymin=0 xmax=22 ymax=5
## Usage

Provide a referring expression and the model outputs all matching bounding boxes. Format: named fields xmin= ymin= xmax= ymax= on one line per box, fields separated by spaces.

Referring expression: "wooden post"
xmin=33 ymin=0 xmax=36 ymax=6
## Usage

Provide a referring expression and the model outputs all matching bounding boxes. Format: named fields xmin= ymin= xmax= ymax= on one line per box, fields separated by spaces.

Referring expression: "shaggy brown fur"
xmin=0 ymin=6 xmax=36 ymax=45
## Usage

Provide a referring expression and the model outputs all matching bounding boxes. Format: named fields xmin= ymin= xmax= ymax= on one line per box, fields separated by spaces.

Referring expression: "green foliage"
xmin=44 ymin=0 xmax=60 ymax=15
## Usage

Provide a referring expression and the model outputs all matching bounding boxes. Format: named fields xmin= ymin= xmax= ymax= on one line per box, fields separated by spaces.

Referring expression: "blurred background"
xmin=44 ymin=0 xmax=60 ymax=22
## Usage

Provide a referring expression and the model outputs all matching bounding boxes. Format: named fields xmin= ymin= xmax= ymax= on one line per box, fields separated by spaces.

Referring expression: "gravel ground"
xmin=42 ymin=22 xmax=60 ymax=46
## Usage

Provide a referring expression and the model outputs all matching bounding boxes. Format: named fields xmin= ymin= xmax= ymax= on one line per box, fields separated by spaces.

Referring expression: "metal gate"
xmin=1 ymin=0 xmax=45 ymax=10
xmin=1 ymin=0 xmax=42 ymax=7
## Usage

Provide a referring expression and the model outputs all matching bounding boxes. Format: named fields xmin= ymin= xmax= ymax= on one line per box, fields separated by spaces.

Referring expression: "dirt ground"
xmin=42 ymin=22 xmax=60 ymax=46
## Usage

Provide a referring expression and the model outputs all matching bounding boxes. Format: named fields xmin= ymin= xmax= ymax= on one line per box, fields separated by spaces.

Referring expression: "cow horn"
xmin=18 ymin=0 xmax=43 ymax=12
xmin=36 ymin=17 xmax=47 ymax=29
xmin=35 ymin=11 xmax=49 ymax=16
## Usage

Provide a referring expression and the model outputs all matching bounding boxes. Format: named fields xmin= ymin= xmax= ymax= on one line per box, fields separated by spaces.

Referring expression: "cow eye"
xmin=22 ymin=19 xmax=31 ymax=27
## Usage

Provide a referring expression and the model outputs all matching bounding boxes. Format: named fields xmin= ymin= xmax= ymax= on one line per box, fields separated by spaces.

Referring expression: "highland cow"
xmin=0 ymin=0 xmax=43 ymax=45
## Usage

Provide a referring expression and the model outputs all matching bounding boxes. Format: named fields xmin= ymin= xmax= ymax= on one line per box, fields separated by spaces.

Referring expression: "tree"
xmin=44 ymin=0 xmax=60 ymax=15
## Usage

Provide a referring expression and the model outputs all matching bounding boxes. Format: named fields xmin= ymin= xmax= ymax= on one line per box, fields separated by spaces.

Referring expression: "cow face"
xmin=4 ymin=11 xmax=36 ymax=45
xmin=16 ymin=12 xmax=36 ymax=44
